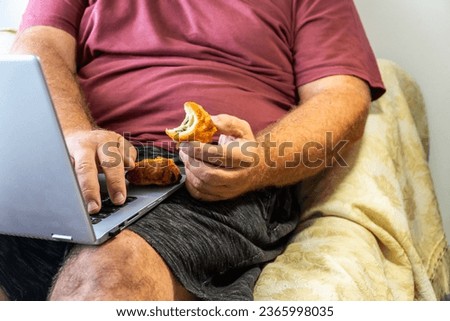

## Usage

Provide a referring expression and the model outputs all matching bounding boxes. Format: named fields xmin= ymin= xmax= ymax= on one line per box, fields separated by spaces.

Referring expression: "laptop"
xmin=0 ymin=55 xmax=185 ymax=245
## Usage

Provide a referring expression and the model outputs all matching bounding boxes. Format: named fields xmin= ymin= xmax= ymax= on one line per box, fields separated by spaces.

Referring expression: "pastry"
xmin=165 ymin=101 xmax=217 ymax=143
xmin=126 ymin=157 xmax=181 ymax=186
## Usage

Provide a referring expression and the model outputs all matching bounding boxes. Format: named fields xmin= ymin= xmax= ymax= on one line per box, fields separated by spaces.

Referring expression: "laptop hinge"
xmin=51 ymin=234 xmax=73 ymax=242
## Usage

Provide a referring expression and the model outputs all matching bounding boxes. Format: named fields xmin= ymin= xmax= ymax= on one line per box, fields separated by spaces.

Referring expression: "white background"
xmin=0 ymin=0 xmax=27 ymax=28
xmin=1 ymin=0 xmax=449 ymax=240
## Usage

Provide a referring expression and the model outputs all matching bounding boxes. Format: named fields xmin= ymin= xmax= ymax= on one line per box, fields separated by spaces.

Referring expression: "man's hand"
xmin=65 ymin=129 xmax=137 ymax=213
xmin=178 ymin=75 xmax=371 ymax=202
xmin=179 ymin=114 xmax=264 ymax=201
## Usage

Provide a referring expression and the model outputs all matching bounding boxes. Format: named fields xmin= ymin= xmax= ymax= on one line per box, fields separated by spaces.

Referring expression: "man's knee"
xmin=50 ymin=230 xmax=191 ymax=300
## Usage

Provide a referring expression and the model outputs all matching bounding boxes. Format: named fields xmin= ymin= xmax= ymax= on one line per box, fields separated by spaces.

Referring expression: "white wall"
xmin=0 ymin=0 xmax=28 ymax=53
xmin=354 ymin=0 xmax=450 ymax=240
xmin=1 ymin=0 xmax=449 ymax=238
xmin=0 ymin=0 xmax=28 ymax=29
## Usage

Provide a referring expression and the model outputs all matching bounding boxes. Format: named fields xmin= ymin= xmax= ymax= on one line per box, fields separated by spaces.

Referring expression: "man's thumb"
xmin=211 ymin=114 xmax=255 ymax=140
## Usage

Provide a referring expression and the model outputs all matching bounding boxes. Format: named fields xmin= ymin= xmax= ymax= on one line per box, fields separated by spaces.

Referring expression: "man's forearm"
xmin=255 ymin=75 xmax=371 ymax=188
xmin=8 ymin=27 xmax=139 ymax=210
xmin=11 ymin=27 xmax=94 ymax=135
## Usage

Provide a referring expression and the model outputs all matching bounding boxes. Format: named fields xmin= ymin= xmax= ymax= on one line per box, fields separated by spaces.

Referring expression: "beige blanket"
xmin=254 ymin=59 xmax=450 ymax=300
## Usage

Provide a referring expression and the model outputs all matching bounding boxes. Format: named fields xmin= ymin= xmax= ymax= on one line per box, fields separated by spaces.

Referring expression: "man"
xmin=0 ymin=0 xmax=384 ymax=300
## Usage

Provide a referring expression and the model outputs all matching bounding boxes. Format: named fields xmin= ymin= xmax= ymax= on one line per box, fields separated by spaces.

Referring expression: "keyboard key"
xmin=90 ymin=195 xmax=138 ymax=224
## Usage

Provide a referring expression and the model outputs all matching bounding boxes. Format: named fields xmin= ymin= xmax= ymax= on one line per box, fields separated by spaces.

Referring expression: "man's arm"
xmin=255 ymin=74 xmax=371 ymax=187
xmin=12 ymin=26 xmax=91 ymax=133
xmin=11 ymin=26 xmax=136 ymax=213
xmin=179 ymin=75 xmax=371 ymax=201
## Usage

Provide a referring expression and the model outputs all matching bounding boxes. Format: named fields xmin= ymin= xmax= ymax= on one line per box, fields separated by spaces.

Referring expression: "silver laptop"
xmin=0 ymin=55 xmax=185 ymax=245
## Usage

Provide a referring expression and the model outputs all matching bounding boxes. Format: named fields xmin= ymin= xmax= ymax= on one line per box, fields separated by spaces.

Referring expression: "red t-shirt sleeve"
xmin=19 ymin=0 xmax=88 ymax=39
xmin=294 ymin=0 xmax=385 ymax=100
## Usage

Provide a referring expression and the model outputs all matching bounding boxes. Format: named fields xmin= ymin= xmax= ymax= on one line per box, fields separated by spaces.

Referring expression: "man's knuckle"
xmin=75 ymin=161 xmax=94 ymax=174
xmin=199 ymin=170 xmax=215 ymax=183
xmin=107 ymin=177 xmax=124 ymax=188
xmin=81 ymin=187 xmax=98 ymax=199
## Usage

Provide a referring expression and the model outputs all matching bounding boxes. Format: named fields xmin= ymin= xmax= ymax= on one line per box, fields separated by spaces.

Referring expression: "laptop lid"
xmin=0 ymin=55 xmax=184 ymax=245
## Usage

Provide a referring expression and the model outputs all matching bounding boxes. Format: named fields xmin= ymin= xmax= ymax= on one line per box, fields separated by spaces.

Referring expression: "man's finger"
xmin=72 ymin=148 xmax=101 ymax=214
xmin=118 ymin=136 xmax=137 ymax=170
xmin=97 ymin=142 xmax=127 ymax=205
xmin=179 ymin=141 xmax=256 ymax=168
xmin=179 ymin=142 xmax=231 ymax=167
xmin=211 ymin=114 xmax=255 ymax=140
xmin=184 ymin=179 xmax=225 ymax=202
xmin=179 ymin=150 xmax=225 ymax=186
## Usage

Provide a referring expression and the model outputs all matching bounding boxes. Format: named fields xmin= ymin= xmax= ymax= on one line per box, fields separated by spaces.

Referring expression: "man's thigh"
xmin=50 ymin=230 xmax=195 ymax=300
xmin=128 ymin=184 xmax=300 ymax=301
xmin=0 ymin=287 xmax=8 ymax=300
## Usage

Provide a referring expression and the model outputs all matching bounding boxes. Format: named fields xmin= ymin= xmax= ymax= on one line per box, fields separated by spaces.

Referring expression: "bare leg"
xmin=49 ymin=230 xmax=194 ymax=300
xmin=0 ymin=288 xmax=8 ymax=301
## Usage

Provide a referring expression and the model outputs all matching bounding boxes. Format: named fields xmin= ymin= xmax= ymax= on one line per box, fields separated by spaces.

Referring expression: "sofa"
xmin=254 ymin=59 xmax=450 ymax=300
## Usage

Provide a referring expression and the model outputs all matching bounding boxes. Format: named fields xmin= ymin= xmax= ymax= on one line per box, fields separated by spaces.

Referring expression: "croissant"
xmin=126 ymin=157 xmax=181 ymax=186
xmin=165 ymin=101 xmax=217 ymax=143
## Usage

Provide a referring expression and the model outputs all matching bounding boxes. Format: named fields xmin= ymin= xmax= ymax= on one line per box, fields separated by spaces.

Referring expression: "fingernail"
xmin=114 ymin=192 xmax=125 ymax=204
xmin=88 ymin=201 xmax=99 ymax=213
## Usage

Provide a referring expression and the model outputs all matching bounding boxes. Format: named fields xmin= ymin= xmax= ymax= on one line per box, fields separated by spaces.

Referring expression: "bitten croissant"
xmin=125 ymin=157 xmax=181 ymax=186
xmin=165 ymin=101 xmax=217 ymax=143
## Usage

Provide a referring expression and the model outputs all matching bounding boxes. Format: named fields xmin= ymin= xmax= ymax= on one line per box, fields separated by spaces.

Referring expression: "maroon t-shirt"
xmin=20 ymin=0 xmax=385 ymax=145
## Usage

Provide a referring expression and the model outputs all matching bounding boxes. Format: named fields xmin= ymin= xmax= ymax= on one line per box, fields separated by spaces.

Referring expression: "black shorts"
xmin=0 ymin=146 xmax=300 ymax=301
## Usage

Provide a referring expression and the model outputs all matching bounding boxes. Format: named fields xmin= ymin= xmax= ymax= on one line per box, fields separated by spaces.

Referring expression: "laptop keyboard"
xmin=90 ymin=196 xmax=137 ymax=225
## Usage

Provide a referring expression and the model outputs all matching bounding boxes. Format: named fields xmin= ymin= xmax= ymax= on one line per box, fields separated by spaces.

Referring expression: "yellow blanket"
xmin=254 ymin=59 xmax=450 ymax=300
